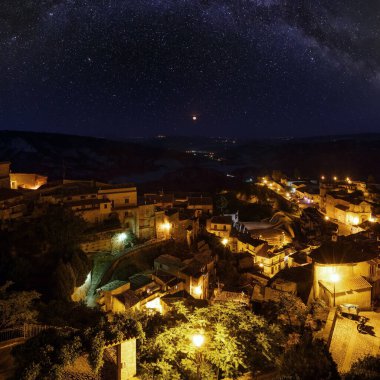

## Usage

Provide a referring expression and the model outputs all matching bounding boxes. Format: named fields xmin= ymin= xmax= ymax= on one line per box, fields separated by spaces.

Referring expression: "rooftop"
xmin=310 ymin=238 xmax=378 ymax=264
xmin=115 ymin=290 xmax=140 ymax=308
xmin=129 ymin=273 xmax=152 ymax=291
xmin=319 ymin=276 xmax=372 ymax=294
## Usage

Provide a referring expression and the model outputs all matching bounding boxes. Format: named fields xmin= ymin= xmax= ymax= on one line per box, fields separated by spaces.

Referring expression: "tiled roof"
xmin=115 ymin=290 xmax=140 ymax=308
xmin=319 ymin=276 xmax=371 ymax=294
xmin=129 ymin=273 xmax=152 ymax=290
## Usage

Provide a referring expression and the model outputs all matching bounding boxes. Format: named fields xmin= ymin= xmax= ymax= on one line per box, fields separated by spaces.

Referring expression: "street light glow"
xmin=116 ymin=232 xmax=127 ymax=243
xmin=222 ymin=238 xmax=229 ymax=246
xmin=193 ymin=286 xmax=202 ymax=296
xmin=161 ymin=222 xmax=171 ymax=231
xmin=192 ymin=334 xmax=205 ymax=348
xmin=330 ymin=273 xmax=340 ymax=283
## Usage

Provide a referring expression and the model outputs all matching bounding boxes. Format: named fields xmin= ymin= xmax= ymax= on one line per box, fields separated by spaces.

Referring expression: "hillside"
xmin=1 ymin=131 xmax=380 ymax=187
xmin=0 ymin=131 xmax=197 ymax=182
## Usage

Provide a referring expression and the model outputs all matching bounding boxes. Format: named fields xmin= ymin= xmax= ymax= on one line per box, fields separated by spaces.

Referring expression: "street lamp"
xmin=192 ymin=333 xmax=205 ymax=380
xmin=161 ymin=221 xmax=172 ymax=239
xmin=193 ymin=285 xmax=202 ymax=297
xmin=222 ymin=238 xmax=228 ymax=247
xmin=331 ymin=273 xmax=340 ymax=307
xmin=116 ymin=232 xmax=127 ymax=243
xmin=259 ymin=262 xmax=264 ymax=273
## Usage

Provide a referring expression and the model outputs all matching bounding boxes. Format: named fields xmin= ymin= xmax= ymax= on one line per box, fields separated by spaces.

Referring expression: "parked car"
xmin=337 ymin=303 xmax=360 ymax=320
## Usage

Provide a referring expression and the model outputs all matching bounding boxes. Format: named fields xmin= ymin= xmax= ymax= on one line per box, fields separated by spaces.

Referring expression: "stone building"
xmin=310 ymin=237 xmax=380 ymax=308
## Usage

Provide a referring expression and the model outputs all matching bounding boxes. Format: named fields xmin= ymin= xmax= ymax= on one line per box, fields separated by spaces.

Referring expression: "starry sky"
xmin=1 ymin=0 xmax=380 ymax=138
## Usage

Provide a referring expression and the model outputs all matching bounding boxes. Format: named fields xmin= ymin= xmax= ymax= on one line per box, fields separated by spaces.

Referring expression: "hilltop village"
xmin=1 ymin=160 xmax=380 ymax=379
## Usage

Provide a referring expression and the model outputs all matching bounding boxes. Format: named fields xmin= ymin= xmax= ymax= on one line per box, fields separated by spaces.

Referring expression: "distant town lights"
xmin=192 ymin=115 xmax=197 ymax=121
xmin=333 ymin=176 xmax=338 ymax=181
xmin=321 ymin=175 xmax=325 ymax=180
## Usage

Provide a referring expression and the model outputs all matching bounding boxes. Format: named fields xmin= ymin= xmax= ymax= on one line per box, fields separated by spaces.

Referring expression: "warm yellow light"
xmin=369 ymin=216 xmax=376 ymax=223
xmin=330 ymin=273 xmax=340 ymax=283
xmin=333 ymin=176 xmax=337 ymax=181
xmin=346 ymin=177 xmax=350 ymax=182
xmin=193 ymin=286 xmax=202 ymax=296
xmin=145 ymin=297 xmax=162 ymax=313
xmin=351 ymin=216 xmax=359 ymax=225
xmin=263 ymin=179 xmax=267 ymax=184
xmin=324 ymin=215 xmax=330 ymax=221
xmin=192 ymin=334 xmax=205 ymax=348
xmin=116 ymin=232 xmax=127 ymax=243
xmin=259 ymin=263 xmax=264 ymax=268
xmin=161 ymin=222 xmax=171 ymax=231
xmin=222 ymin=238 xmax=229 ymax=246
xmin=321 ymin=175 xmax=325 ymax=180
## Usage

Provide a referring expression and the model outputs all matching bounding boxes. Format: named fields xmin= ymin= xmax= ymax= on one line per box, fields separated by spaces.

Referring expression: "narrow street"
xmin=329 ymin=311 xmax=380 ymax=373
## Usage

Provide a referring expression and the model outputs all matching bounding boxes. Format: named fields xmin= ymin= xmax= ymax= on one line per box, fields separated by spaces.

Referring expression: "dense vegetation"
xmin=0 ymin=205 xmax=91 ymax=300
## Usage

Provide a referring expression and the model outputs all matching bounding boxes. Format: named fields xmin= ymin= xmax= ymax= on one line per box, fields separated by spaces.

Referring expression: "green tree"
xmin=12 ymin=329 xmax=82 ymax=380
xmin=0 ymin=205 xmax=91 ymax=300
xmin=139 ymin=302 xmax=283 ymax=379
xmin=0 ymin=281 xmax=40 ymax=329
xmin=12 ymin=312 xmax=143 ymax=378
xmin=345 ymin=355 xmax=380 ymax=380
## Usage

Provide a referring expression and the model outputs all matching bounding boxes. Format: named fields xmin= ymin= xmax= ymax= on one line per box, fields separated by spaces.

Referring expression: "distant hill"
xmin=1 ymin=131 xmax=380 ymax=187
xmin=0 ymin=130 xmax=196 ymax=182
xmin=225 ymin=134 xmax=380 ymax=181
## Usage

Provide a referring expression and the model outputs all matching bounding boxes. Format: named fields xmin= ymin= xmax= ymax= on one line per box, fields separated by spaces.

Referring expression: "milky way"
xmin=1 ymin=0 xmax=380 ymax=138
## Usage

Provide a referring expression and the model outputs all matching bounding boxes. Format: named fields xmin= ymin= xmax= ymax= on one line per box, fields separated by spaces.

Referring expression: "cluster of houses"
xmin=3 ymin=159 xmax=380 ymax=315
xmin=0 ymin=161 xmax=214 ymax=252
xmin=283 ymin=176 xmax=380 ymax=228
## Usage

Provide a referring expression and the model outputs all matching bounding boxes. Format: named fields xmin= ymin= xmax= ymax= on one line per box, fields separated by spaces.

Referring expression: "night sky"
xmin=1 ymin=1 xmax=380 ymax=138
